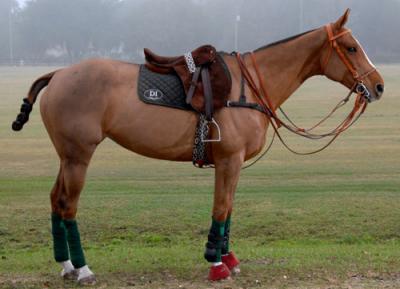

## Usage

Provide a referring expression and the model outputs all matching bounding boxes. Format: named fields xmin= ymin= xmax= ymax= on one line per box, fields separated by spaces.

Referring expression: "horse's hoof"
xmin=222 ymin=251 xmax=240 ymax=273
xmin=61 ymin=269 xmax=78 ymax=280
xmin=231 ymin=266 xmax=241 ymax=275
xmin=208 ymin=263 xmax=231 ymax=281
xmin=78 ymin=275 xmax=97 ymax=286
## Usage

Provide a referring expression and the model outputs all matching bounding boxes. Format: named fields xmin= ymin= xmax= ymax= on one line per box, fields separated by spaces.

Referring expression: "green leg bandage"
xmin=222 ymin=215 xmax=231 ymax=255
xmin=51 ymin=213 xmax=69 ymax=262
xmin=63 ymin=219 xmax=86 ymax=268
xmin=204 ymin=218 xmax=225 ymax=263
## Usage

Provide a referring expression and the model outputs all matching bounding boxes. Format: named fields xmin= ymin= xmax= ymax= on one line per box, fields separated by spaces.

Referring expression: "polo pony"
xmin=12 ymin=9 xmax=383 ymax=284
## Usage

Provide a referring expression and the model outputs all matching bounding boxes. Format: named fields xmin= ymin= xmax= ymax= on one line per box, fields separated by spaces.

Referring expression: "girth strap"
xmin=225 ymin=100 xmax=265 ymax=114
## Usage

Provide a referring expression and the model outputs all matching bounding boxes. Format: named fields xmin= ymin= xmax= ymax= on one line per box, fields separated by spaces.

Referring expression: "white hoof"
xmin=59 ymin=260 xmax=77 ymax=280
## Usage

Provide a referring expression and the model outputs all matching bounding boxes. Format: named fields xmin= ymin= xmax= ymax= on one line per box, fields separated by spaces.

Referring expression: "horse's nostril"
xmin=376 ymin=83 xmax=384 ymax=95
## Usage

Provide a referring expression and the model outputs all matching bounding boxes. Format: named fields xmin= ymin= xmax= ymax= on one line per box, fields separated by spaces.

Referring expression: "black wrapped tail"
xmin=11 ymin=70 xmax=59 ymax=131
xmin=12 ymin=98 xmax=33 ymax=131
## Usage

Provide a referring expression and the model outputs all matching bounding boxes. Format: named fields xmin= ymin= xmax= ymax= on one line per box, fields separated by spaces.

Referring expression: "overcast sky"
xmin=3 ymin=0 xmax=399 ymax=64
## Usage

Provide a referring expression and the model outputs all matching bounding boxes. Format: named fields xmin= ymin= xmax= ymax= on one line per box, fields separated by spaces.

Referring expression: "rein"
xmin=237 ymin=24 xmax=371 ymax=156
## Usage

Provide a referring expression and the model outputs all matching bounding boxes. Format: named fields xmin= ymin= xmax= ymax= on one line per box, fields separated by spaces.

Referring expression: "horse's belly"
xmin=106 ymin=100 xmax=197 ymax=161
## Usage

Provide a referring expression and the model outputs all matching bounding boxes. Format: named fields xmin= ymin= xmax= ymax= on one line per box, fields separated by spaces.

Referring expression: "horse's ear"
xmin=333 ymin=8 xmax=350 ymax=30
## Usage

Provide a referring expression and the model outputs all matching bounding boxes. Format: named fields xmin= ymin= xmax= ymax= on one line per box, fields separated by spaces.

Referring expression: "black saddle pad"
xmin=138 ymin=65 xmax=193 ymax=111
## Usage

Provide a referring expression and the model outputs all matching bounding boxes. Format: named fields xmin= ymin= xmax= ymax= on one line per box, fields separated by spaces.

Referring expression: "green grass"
xmin=0 ymin=65 xmax=399 ymax=289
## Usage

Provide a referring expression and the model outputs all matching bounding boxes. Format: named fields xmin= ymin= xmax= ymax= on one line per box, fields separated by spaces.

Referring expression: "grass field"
xmin=0 ymin=65 xmax=399 ymax=289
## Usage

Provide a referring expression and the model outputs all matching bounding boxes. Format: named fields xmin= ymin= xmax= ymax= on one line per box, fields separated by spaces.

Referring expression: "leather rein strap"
xmin=236 ymin=24 xmax=370 ymax=155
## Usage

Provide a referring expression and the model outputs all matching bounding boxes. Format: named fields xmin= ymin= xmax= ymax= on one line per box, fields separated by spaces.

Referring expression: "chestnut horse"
xmin=12 ymin=10 xmax=383 ymax=284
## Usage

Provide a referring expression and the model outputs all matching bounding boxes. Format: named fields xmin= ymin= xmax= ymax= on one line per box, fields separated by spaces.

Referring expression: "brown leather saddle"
xmin=144 ymin=45 xmax=232 ymax=122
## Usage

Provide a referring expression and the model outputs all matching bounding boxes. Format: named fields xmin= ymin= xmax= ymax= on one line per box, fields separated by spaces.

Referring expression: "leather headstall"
xmin=322 ymin=23 xmax=376 ymax=101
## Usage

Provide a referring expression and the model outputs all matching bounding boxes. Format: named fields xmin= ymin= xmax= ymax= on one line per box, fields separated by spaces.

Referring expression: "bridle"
xmin=236 ymin=23 xmax=375 ymax=157
xmin=322 ymin=24 xmax=376 ymax=102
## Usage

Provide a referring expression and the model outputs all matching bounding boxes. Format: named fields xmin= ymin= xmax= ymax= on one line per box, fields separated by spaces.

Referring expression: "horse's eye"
xmin=347 ymin=47 xmax=357 ymax=53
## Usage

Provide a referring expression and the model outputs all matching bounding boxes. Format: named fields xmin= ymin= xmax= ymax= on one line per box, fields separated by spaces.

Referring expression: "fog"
xmin=1 ymin=0 xmax=399 ymax=65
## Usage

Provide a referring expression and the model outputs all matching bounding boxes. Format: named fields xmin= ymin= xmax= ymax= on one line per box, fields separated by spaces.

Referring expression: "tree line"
xmin=1 ymin=0 xmax=399 ymax=65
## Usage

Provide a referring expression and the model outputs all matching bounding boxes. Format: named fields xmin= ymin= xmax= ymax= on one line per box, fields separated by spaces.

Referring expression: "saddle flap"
xmin=190 ymin=53 xmax=232 ymax=112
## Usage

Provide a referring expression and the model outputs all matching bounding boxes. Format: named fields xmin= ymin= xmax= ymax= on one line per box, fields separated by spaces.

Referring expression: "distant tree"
xmin=17 ymin=0 xmax=120 ymax=62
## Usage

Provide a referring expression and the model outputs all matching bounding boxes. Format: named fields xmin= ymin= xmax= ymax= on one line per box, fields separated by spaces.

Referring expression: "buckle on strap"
xmin=201 ymin=118 xmax=221 ymax=143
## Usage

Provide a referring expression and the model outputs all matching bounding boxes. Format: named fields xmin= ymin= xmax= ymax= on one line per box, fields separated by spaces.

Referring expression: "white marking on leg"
xmin=77 ymin=265 xmax=94 ymax=281
xmin=212 ymin=262 xmax=223 ymax=267
xmin=59 ymin=260 xmax=75 ymax=277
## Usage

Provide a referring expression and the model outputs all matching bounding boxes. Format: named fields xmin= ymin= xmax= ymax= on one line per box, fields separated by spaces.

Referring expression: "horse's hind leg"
xmin=50 ymin=145 xmax=97 ymax=285
xmin=50 ymin=167 xmax=73 ymax=279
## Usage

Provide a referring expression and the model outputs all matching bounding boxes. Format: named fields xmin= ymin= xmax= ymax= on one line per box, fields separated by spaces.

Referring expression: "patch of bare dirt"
xmin=1 ymin=273 xmax=400 ymax=289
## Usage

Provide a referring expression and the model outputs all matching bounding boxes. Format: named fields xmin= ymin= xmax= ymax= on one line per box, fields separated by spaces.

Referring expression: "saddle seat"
xmin=144 ymin=45 xmax=215 ymax=67
xmin=144 ymin=45 xmax=232 ymax=115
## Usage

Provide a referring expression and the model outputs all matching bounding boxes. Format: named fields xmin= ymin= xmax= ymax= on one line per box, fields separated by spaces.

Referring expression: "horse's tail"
xmin=12 ymin=70 xmax=60 ymax=131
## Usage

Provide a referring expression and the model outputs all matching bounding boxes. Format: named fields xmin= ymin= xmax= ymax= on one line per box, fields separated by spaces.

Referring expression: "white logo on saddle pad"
xmin=144 ymin=89 xmax=164 ymax=100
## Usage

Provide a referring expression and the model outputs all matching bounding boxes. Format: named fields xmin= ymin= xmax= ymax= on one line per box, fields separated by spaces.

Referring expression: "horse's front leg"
xmin=205 ymin=154 xmax=242 ymax=281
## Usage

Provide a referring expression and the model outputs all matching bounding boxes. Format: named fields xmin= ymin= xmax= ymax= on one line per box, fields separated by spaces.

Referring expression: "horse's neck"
xmin=251 ymin=29 xmax=326 ymax=108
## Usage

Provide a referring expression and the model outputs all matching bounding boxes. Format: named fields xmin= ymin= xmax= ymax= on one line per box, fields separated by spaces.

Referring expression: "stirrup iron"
xmin=201 ymin=118 xmax=221 ymax=143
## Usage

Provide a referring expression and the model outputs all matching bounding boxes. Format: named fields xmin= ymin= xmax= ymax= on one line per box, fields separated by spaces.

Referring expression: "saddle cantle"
xmin=144 ymin=45 xmax=232 ymax=117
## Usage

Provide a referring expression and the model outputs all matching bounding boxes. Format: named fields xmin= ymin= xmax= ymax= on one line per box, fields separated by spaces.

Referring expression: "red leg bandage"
xmin=208 ymin=263 xmax=231 ymax=281
xmin=222 ymin=251 xmax=240 ymax=271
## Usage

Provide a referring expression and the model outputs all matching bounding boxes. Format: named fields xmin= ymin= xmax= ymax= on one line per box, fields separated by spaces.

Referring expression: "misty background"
xmin=1 ymin=0 xmax=399 ymax=65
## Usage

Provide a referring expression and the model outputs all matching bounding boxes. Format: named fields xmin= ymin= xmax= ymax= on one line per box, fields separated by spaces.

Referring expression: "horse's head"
xmin=321 ymin=9 xmax=384 ymax=102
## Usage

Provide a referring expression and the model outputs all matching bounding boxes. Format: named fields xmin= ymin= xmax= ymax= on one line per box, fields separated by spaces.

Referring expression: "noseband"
xmin=322 ymin=24 xmax=376 ymax=102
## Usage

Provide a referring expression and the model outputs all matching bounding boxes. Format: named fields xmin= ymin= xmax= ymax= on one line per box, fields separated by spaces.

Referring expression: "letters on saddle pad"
xmin=137 ymin=65 xmax=192 ymax=111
